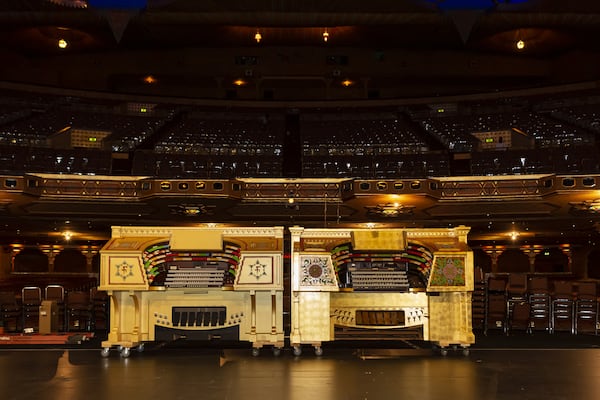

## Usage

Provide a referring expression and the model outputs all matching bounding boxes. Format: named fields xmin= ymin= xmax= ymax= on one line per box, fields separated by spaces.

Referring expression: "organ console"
xmin=98 ymin=224 xmax=474 ymax=358
xmin=289 ymin=226 xmax=475 ymax=356
xmin=98 ymin=226 xmax=285 ymax=357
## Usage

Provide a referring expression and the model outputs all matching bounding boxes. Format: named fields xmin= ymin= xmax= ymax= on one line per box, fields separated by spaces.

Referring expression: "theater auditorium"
xmin=1 ymin=1 xmax=600 ymax=399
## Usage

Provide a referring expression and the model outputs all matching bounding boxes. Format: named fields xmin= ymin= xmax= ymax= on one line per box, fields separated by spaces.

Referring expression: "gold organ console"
xmin=289 ymin=226 xmax=475 ymax=356
xmin=98 ymin=224 xmax=475 ymax=357
xmin=98 ymin=226 xmax=285 ymax=357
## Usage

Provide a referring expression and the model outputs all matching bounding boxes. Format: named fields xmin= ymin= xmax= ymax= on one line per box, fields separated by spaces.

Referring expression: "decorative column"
xmin=41 ymin=245 xmax=61 ymax=272
xmin=483 ymin=246 xmax=504 ymax=273
xmin=82 ymin=246 xmax=98 ymax=273
xmin=559 ymin=244 xmax=572 ymax=272
xmin=9 ymin=245 xmax=22 ymax=273
xmin=520 ymin=245 xmax=542 ymax=273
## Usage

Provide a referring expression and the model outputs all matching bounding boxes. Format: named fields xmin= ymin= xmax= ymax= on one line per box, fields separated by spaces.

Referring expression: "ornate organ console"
xmin=98 ymin=226 xmax=285 ymax=357
xmin=289 ymin=226 xmax=475 ymax=356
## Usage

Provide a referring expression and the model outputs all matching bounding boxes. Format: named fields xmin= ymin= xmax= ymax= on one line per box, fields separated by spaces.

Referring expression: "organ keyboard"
xmin=165 ymin=265 xmax=226 ymax=288
xmin=347 ymin=262 xmax=410 ymax=292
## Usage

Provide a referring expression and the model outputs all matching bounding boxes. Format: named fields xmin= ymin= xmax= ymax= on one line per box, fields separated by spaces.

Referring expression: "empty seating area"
xmin=301 ymin=111 xmax=431 ymax=157
xmin=136 ymin=110 xmax=285 ymax=177
xmin=419 ymin=115 xmax=480 ymax=153
xmin=548 ymin=100 xmax=600 ymax=134
xmin=300 ymin=111 xmax=446 ymax=178
xmin=301 ymin=153 xmax=450 ymax=178
xmin=132 ymin=151 xmax=283 ymax=178
xmin=0 ymin=87 xmax=600 ymax=178
xmin=0 ymin=145 xmax=113 ymax=175
xmin=153 ymin=111 xmax=284 ymax=157
xmin=0 ymin=281 xmax=108 ymax=333
xmin=470 ymin=147 xmax=600 ymax=175
xmin=0 ymin=103 xmax=32 ymax=125
xmin=418 ymin=109 xmax=595 ymax=152
xmin=482 ymin=274 xmax=598 ymax=336
xmin=0 ymin=106 xmax=167 ymax=151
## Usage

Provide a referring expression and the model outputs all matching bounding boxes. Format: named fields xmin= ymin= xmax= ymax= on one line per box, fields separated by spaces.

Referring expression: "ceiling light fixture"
xmin=365 ymin=202 xmax=415 ymax=218
xmin=569 ymin=199 xmax=600 ymax=213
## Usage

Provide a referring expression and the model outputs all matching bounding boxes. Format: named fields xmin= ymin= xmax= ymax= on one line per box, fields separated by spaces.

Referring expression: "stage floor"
xmin=2 ymin=338 xmax=600 ymax=400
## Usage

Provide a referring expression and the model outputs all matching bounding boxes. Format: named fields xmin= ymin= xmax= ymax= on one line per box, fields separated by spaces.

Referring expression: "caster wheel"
xmin=272 ymin=347 xmax=281 ymax=357
xmin=120 ymin=347 xmax=131 ymax=358
xmin=100 ymin=347 xmax=110 ymax=358
xmin=314 ymin=346 xmax=323 ymax=356
xmin=137 ymin=343 xmax=145 ymax=353
xmin=293 ymin=346 xmax=302 ymax=356
xmin=251 ymin=348 xmax=260 ymax=357
xmin=440 ymin=348 xmax=448 ymax=357
xmin=462 ymin=348 xmax=470 ymax=356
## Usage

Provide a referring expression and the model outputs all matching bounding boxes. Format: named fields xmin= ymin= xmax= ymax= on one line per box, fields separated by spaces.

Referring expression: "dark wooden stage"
xmin=1 ymin=331 xmax=600 ymax=400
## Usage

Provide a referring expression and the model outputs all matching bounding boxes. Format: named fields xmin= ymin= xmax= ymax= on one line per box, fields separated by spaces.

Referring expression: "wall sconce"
xmin=255 ymin=30 xmax=262 ymax=43
xmin=323 ymin=29 xmax=329 ymax=42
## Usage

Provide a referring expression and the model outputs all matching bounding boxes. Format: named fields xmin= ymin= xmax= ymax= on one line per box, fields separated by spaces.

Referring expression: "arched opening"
xmin=473 ymin=249 xmax=492 ymax=274
xmin=54 ymin=248 xmax=87 ymax=273
xmin=497 ymin=248 xmax=529 ymax=273
xmin=586 ymin=249 xmax=600 ymax=279
xmin=534 ymin=248 xmax=568 ymax=273
xmin=13 ymin=247 xmax=49 ymax=272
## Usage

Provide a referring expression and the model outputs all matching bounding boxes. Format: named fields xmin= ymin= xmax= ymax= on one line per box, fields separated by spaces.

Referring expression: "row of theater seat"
xmin=418 ymin=109 xmax=594 ymax=153
xmin=0 ymin=285 xmax=108 ymax=333
xmin=473 ymin=272 xmax=599 ymax=336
